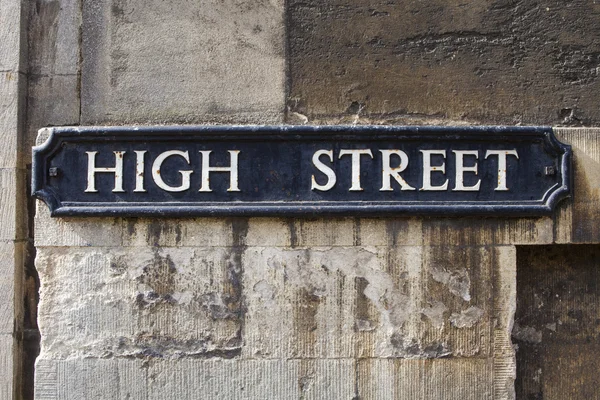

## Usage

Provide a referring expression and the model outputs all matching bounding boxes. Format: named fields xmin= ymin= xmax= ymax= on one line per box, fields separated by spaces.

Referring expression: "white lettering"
xmin=134 ymin=150 xmax=147 ymax=192
xmin=311 ymin=150 xmax=337 ymax=191
xmin=85 ymin=151 xmax=125 ymax=193
xmin=339 ymin=149 xmax=373 ymax=191
xmin=199 ymin=150 xmax=240 ymax=192
xmin=380 ymin=150 xmax=415 ymax=191
xmin=420 ymin=150 xmax=448 ymax=191
xmin=485 ymin=150 xmax=519 ymax=191
xmin=152 ymin=150 xmax=193 ymax=192
xmin=452 ymin=150 xmax=481 ymax=191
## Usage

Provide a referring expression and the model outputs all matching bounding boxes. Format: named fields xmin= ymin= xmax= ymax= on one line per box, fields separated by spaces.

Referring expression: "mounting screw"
xmin=544 ymin=166 xmax=556 ymax=176
xmin=49 ymin=167 xmax=59 ymax=177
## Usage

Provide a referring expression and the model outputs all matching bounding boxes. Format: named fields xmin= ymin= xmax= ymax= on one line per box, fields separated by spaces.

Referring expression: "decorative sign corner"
xmin=32 ymin=125 xmax=571 ymax=217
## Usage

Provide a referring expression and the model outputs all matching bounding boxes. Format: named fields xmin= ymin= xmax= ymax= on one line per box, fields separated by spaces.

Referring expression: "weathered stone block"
xmin=27 ymin=0 xmax=80 ymax=76
xmin=0 ymin=241 xmax=25 ymax=334
xmin=35 ymin=358 xmax=146 ymax=400
xmin=422 ymin=218 xmax=553 ymax=246
xmin=35 ymin=204 xmax=122 ymax=247
xmin=81 ymin=0 xmax=285 ymax=124
xmin=245 ymin=219 xmax=292 ymax=247
xmin=0 ymin=334 xmax=15 ymax=399
xmin=0 ymin=73 xmax=21 ymax=168
xmin=122 ymin=218 xmax=238 ymax=247
xmin=27 ymin=75 xmax=79 ymax=153
xmin=35 ymin=357 xmax=357 ymax=399
xmin=554 ymin=128 xmax=600 ymax=243
xmin=36 ymin=246 xmax=242 ymax=359
xmin=357 ymin=358 xmax=499 ymax=400
xmin=0 ymin=0 xmax=26 ymax=72
xmin=0 ymin=168 xmax=27 ymax=241
xmin=288 ymin=0 xmax=600 ymax=125
xmin=243 ymin=245 xmax=515 ymax=360
xmin=148 ymin=359 xmax=355 ymax=400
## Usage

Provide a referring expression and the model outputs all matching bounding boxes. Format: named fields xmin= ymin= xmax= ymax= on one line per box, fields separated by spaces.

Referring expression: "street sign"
xmin=32 ymin=125 xmax=571 ymax=216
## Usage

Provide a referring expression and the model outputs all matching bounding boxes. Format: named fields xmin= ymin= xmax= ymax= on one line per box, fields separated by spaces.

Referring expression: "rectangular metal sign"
xmin=32 ymin=125 xmax=571 ymax=217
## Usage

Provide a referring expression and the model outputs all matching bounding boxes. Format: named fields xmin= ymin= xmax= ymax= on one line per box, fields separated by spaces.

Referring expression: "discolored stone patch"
xmin=288 ymin=0 xmax=600 ymax=126
xmin=515 ymin=245 xmax=600 ymax=400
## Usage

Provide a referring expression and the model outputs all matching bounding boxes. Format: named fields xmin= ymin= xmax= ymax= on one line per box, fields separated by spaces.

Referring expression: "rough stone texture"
xmin=243 ymin=245 xmax=515 ymax=361
xmin=120 ymin=216 xmax=554 ymax=248
xmin=36 ymin=358 xmax=357 ymax=399
xmin=0 ymin=334 xmax=16 ymax=400
xmin=36 ymin=246 xmax=242 ymax=359
xmin=357 ymin=358 xmax=496 ymax=399
xmin=554 ymin=128 xmax=600 ymax=243
xmin=25 ymin=1 xmax=600 ymax=399
xmin=0 ymin=0 xmax=28 ymax=398
xmin=287 ymin=1 xmax=600 ymax=126
xmin=0 ymin=73 xmax=23 ymax=169
xmin=0 ymin=0 xmax=27 ymax=73
xmin=35 ymin=209 xmax=517 ymax=399
xmin=35 ymin=205 xmax=122 ymax=247
xmin=0 ymin=242 xmax=25 ymax=335
xmin=0 ymin=168 xmax=28 ymax=241
xmin=80 ymin=0 xmax=285 ymax=125
xmin=27 ymin=0 xmax=80 ymax=77
xmin=26 ymin=0 xmax=81 ymax=155
xmin=514 ymin=245 xmax=600 ymax=400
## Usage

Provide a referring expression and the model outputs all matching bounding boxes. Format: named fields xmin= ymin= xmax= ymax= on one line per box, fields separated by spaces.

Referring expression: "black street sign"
xmin=32 ymin=125 xmax=571 ymax=217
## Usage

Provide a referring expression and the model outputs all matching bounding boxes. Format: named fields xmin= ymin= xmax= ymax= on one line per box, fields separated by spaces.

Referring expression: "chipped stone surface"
xmin=80 ymin=0 xmax=285 ymax=124
xmin=36 ymin=246 xmax=242 ymax=359
xmin=288 ymin=1 xmax=600 ymax=126
xmin=243 ymin=245 xmax=514 ymax=360
xmin=35 ymin=222 xmax=517 ymax=398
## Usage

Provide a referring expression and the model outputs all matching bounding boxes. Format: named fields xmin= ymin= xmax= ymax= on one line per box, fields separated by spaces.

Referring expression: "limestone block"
xmin=288 ymin=0 xmax=600 ymax=126
xmin=363 ymin=218 xmax=423 ymax=246
xmin=149 ymin=359 xmax=354 ymax=400
xmin=0 ymin=168 xmax=27 ymax=241
xmin=122 ymin=218 xmax=237 ymax=247
xmin=81 ymin=0 xmax=285 ymax=124
xmin=27 ymin=0 xmax=80 ymax=76
xmin=357 ymin=358 xmax=499 ymax=400
xmin=554 ymin=128 xmax=600 ymax=243
xmin=292 ymin=218 xmax=356 ymax=246
xmin=245 ymin=218 xmax=291 ymax=247
xmin=122 ymin=218 xmax=294 ymax=248
xmin=0 ymin=0 xmax=26 ymax=72
xmin=36 ymin=246 xmax=242 ymax=359
xmin=36 ymin=358 xmax=356 ymax=399
xmin=422 ymin=217 xmax=554 ymax=246
xmin=26 ymin=75 xmax=79 ymax=154
xmin=35 ymin=358 xmax=146 ymax=400
xmin=35 ymin=204 xmax=122 ymax=247
xmin=243 ymin=245 xmax=515 ymax=359
xmin=0 ymin=241 xmax=25 ymax=334
xmin=0 ymin=334 xmax=14 ymax=399
xmin=0 ymin=73 xmax=21 ymax=168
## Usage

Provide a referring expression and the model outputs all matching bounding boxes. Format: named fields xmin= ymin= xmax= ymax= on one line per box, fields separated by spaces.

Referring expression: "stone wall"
xmin=6 ymin=0 xmax=600 ymax=399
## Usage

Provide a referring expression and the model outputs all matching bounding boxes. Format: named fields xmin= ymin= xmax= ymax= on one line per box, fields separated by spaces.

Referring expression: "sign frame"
xmin=32 ymin=125 xmax=571 ymax=217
